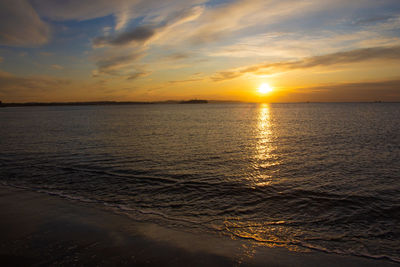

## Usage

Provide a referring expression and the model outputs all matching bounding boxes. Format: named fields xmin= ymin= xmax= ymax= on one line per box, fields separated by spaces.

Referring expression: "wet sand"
xmin=0 ymin=185 xmax=397 ymax=266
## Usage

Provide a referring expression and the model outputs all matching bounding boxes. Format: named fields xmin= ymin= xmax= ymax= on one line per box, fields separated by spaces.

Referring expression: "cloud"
xmin=287 ymin=79 xmax=400 ymax=102
xmin=162 ymin=5 xmax=204 ymax=28
xmin=0 ymin=0 xmax=50 ymax=46
xmin=151 ymin=0 xmax=399 ymax=57
xmin=32 ymin=0 xmax=205 ymax=30
xmin=212 ymin=45 xmax=400 ymax=81
xmin=164 ymin=53 xmax=191 ymax=61
xmin=91 ymin=5 xmax=203 ymax=77
xmin=31 ymin=0 xmax=125 ymax=22
xmin=92 ymin=6 xmax=203 ymax=47
xmin=92 ymin=51 xmax=145 ymax=76
xmin=168 ymin=78 xmax=203 ymax=84
xmin=51 ymin=64 xmax=64 ymax=70
xmin=127 ymin=71 xmax=151 ymax=80
xmin=40 ymin=52 xmax=54 ymax=56
xmin=172 ymin=0 xmax=340 ymax=45
xmin=0 ymin=70 xmax=70 ymax=89
xmin=354 ymin=15 xmax=394 ymax=25
xmin=93 ymin=26 xmax=156 ymax=47
xmin=0 ymin=70 xmax=70 ymax=101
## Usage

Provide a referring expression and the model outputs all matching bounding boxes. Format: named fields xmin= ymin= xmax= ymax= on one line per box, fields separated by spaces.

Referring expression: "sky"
xmin=0 ymin=0 xmax=400 ymax=102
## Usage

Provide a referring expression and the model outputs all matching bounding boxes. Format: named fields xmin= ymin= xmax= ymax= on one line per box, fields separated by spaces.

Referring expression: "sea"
xmin=1 ymin=103 xmax=399 ymax=262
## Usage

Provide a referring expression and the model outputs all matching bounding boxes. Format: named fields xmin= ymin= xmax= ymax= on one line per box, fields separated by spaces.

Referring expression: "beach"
xmin=0 ymin=185 xmax=397 ymax=266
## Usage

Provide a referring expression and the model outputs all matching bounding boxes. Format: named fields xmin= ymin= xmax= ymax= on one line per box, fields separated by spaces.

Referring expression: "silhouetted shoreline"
xmin=1 ymin=100 xmax=399 ymax=108
xmin=0 ymin=100 xmax=213 ymax=107
xmin=0 ymin=101 xmax=153 ymax=107
xmin=179 ymin=100 xmax=208 ymax=104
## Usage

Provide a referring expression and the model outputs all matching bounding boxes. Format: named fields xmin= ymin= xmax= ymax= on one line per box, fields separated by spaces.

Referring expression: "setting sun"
xmin=258 ymin=83 xmax=273 ymax=94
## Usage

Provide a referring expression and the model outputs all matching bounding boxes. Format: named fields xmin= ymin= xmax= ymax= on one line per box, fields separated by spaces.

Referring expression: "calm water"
xmin=1 ymin=103 xmax=399 ymax=262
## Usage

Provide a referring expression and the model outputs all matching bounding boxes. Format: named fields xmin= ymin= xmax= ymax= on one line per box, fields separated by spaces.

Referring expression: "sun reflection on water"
xmin=223 ymin=104 xmax=307 ymax=258
xmin=223 ymin=219 xmax=307 ymax=253
xmin=249 ymin=103 xmax=279 ymax=187
xmin=256 ymin=103 xmax=272 ymax=161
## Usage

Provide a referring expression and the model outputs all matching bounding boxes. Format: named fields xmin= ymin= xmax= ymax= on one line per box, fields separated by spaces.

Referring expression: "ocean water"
xmin=1 ymin=103 xmax=399 ymax=262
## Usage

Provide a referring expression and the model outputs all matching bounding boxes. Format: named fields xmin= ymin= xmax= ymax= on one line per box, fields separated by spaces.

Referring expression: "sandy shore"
xmin=0 ymin=185 xmax=398 ymax=266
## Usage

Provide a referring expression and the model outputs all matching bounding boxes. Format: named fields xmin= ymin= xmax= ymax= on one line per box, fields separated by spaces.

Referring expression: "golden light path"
xmin=254 ymin=103 xmax=274 ymax=186
xmin=223 ymin=104 xmax=304 ymax=261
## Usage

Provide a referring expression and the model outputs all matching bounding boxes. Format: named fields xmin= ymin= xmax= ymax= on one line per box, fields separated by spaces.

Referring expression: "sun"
xmin=258 ymin=83 xmax=273 ymax=94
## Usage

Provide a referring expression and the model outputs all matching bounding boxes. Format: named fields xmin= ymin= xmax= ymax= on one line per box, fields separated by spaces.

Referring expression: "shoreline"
xmin=1 ymin=101 xmax=399 ymax=108
xmin=0 ymin=185 xmax=398 ymax=266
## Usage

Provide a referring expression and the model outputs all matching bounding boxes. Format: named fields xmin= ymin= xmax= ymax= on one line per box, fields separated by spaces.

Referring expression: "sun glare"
xmin=258 ymin=83 xmax=273 ymax=94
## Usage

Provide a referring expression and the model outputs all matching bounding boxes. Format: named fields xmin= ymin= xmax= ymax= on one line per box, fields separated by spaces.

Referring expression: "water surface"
xmin=1 ymin=103 xmax=399 ymax=262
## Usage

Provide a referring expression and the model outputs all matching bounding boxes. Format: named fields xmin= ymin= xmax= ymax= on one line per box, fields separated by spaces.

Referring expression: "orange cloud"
xmin=212 ymin=46 xmax=400 ymax=81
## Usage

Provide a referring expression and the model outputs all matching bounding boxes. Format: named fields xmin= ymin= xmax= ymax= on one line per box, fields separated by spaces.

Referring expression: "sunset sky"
xmin=1 ymin=0 xmax=400 ymax=102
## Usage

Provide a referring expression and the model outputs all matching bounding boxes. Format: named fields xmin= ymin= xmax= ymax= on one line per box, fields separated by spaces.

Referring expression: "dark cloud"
xmin=212 ymin=46 xmax=400 ymax=81
xmin=31 ymin=0 xmax=123 ymax=21
xmin=287 ymin=79 xmax=400 ymax=102
xmin=0 ymin=0 xmax=50 ymax=46
xmin=0 ymin=71 xmax=70 ymax=98
xmin=165 ymin=53 xmax=191 ymax=60
xmin=92 ymin=6 xmax=203 ymax=47
xmin=127 ymin=71 xmax=151 ymax=80
xmin=95 ymin=52 xmax=144 ymax=75
xmin=297 ymin=46 xmax=400 ymax=67
xmin=93 ymin=26 xmax=156 ymax=47
xmin=90 ymin=6 xmax=203 ymax=77
xmin=354 ymin=15 xmax=393 ymax=25
xmin=32 ymin=0 xmax=203 ymax=30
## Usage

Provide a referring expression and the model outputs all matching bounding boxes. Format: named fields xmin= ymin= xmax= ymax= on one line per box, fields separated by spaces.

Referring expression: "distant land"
xmin=179 ymin=100 xmax=208 ymax=104
xmin=0 ymin=100 xmax=246 ymax=108
xmin=1 ymin=100 xmax=398 ymax=107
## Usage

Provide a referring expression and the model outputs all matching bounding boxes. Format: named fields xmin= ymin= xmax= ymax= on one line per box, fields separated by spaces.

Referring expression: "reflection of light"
xmin=257 ymin=103 xmax=271 ymax=156
xmin=256 ymin=104 xmax=273 ymax=162
xmin=225 ymin=106 xmax=300 ymax=255
xmin=250 ymin=103 xmax=279 ymax=187
xmin=223 ymin=219 xmax=307 ymax=253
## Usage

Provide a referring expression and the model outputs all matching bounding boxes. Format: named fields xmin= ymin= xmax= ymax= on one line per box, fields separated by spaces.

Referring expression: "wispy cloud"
xmin=212 ymin=46 xmax=400 ymax=81
xmin=0 ymin=70 xmax=70 ymax=101
xmin=92 ymin=51 xmax=145 ymax=76
xmin=164 ymin=52 xmax=191 ymax=61
xmin=127 ymin=71 xmax=151 ymax=80
xmin=93 ymin=6 xmax=203 ymax=47
xmin=354 ymin=15 xmax=394 ymax=26
xmin=91 ymin=5 xmax=203 ymax=77
xmin=51 ymin=64 xmax=64 ymax=70
xmin=0 ymin=0 xmax=50 ymax=46
xmin=32 ymin=0 xmax=205 ymax=30
xmin=168 ymin=78 xmax=203 ymax=84
xmin=93 ymin=26 xmax=156 ymax=47
xmin=286 ymin=79 xmax=400 ymax=102
xmin=40 ymin=52 xmax=54 ymax=56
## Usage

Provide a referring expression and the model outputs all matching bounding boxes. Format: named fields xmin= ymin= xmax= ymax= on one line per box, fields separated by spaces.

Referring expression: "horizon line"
xmin=1 ymin=100 xmax=399 ymax=107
